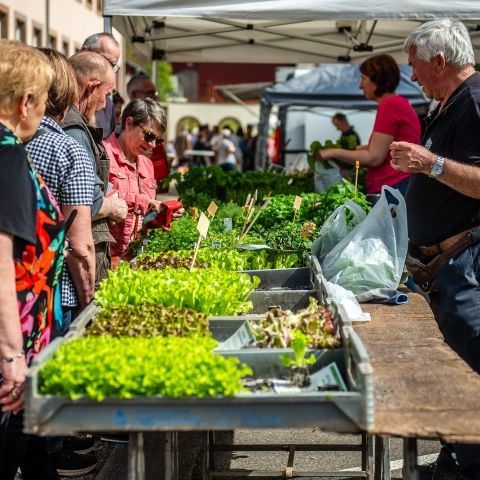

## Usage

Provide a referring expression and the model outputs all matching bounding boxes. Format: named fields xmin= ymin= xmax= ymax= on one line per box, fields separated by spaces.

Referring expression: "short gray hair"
xmin=82 ymin=32 xmax=119 ymax=51
xmin=121 ymin=98 xmax=166 ymax=134
xmin=404 ymin=19 xmax=475 ymax=68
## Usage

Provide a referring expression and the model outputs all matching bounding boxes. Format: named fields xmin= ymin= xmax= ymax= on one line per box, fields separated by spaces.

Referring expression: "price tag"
xmin=215 ymin=322 xmax=256 ymax=351
xmin=196 ymin=212 xmax=210 ymax=239
xmin=207 ymin=201 xmax=218 ymax=217
xmin=223 ymin=218 xmax=233 ymax=232
xmin=293 ymin=196 xmax=302 ymax=210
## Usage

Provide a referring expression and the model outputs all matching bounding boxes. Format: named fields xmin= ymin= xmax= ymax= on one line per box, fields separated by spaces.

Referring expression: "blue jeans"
xmin=62 ymin=306 xmax=80 ymax=335
xmin=429 ymin=241 xmax=480 ymax=472
xmin=220 ymin=163 xmax=236 ymax=171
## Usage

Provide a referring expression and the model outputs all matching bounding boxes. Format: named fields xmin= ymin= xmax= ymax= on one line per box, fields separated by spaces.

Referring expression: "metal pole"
xmin=374 ymin=436 xmax=391 ymax=480
xmin=104 ymin=15 xmax=113 ymax=34
xmin=45 ymin=0 xmax=50 ymax=47
xmin=151 ymin=60 xmax=158 ymax=87
xmin=128 ymin=432 xmax=145 ymax=480
xmin=362 ymin=434 xmax=374 ymax=480
xmin=164 ymin=431 xmax=179 ymax=480
xmin=403 ymin=438 xmax=419 ymax=480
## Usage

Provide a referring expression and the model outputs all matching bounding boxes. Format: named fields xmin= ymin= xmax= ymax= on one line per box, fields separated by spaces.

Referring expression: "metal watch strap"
xmin=429 ymin=156 xmax=445 ymax=177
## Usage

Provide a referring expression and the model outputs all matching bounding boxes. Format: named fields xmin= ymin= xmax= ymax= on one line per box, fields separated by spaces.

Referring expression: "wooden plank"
xmin=355 ymin=294 xmax=480 ymax=443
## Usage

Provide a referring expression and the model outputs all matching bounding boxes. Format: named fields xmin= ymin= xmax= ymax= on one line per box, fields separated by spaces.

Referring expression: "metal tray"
xmin=242 ymin=267 xmax=312 ymax=290
xmin=24 ymin=321 xmax=372 ymax=436
xmin=26 ymin=259 xmax=373 ymax=436
xmin=69 ymin=287 xmax=319 ymax=336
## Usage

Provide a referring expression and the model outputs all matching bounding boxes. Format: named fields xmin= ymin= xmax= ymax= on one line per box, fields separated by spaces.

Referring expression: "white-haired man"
xmin=82 ymin=32 xmax=120 ymax=139
xmin=390 ymin=19 xmax=480 ymax=480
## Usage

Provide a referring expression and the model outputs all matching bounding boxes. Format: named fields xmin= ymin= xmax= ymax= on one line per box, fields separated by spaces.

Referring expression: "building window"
xmin=97 ymin=0 xmax=103 ymax=14
xmin=86 ymin=0 xmax=93 ymax=9
xmin=0 ymin=8 xmax=8 ymax=39
xmin=74 ymin=43 xmax=81 ymax=53
xmin=62 ymin=39 xmax=69 ymax=56
xmin=48 ymin=33 xmax=57 ymax=49
xmin=32 ymin=26 xmax=43 ymax=47
xmin=15 ymin=17 xmax=26 ymax=43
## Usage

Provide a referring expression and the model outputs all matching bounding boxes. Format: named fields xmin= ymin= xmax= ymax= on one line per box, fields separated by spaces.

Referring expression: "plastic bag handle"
xmin=381 ymin=185 xmax=404 ymax=206
xmin=343 ymin=200 xmax=367 ymax=223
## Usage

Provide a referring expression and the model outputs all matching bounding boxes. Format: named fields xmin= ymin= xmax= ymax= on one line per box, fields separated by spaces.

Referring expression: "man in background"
xmin=81 ymin=32 xmax=120 ymax=139
xmin=331 ymin=112 xmax=361 ymax=149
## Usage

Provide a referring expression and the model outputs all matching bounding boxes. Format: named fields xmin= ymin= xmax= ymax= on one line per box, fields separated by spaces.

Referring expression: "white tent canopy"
xmin=104 ymin=0 xmax=480 ymax=20
xmin=104 ymin=1 xmax=480 ymax=64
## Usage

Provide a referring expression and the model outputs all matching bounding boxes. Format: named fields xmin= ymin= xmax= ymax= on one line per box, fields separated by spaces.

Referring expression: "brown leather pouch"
xmin=407 ymin=227 xmax=480 ymax=293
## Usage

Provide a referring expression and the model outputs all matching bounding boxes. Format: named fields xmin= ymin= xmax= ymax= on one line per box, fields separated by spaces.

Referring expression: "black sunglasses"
xmin=141 ymin=127 xmax=164 ymax=146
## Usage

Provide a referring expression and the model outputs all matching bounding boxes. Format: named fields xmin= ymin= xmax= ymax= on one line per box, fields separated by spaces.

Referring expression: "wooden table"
xmin=354 ymin=294 xmax=480 ymax=480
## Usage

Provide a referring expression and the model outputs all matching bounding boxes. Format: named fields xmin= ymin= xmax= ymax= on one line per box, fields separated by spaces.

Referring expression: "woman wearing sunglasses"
xmin=103 ymin=98 xmax=167 ymax=264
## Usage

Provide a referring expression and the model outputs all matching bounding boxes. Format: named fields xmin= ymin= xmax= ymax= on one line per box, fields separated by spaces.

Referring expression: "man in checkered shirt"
xmin=26 ymin=52 xmax=95 ymax=332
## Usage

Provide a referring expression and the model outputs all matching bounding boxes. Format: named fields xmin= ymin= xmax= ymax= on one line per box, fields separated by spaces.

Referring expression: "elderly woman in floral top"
xmin=104 ymin=99 xmax=168 ymax=263
xmin=0 ymin=41 xmax=65 ymax=479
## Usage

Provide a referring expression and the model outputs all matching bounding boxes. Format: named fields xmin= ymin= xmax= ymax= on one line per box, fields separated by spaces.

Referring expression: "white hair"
xmin=404 ymin=19 xmax=475 ymax=68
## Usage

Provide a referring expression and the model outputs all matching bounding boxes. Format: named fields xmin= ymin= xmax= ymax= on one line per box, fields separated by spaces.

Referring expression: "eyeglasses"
xmin=109 ymin=60 xmax=120 ymax=73
xmin=141 ymin=127 xmax=164 ymax=146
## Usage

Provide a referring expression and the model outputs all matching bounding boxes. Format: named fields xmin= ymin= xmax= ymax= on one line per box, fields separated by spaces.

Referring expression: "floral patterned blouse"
xmin=0 ymin=123 xmax=65 ymax=364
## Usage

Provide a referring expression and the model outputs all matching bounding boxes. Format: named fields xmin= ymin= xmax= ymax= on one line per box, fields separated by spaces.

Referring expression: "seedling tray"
xmin=26 ymin=258 xmax=373 ymax=435
xmin=242 ymin=267 xmax=312 ymax=290
xmin=24 ymin=322 xmax=372 ymax=435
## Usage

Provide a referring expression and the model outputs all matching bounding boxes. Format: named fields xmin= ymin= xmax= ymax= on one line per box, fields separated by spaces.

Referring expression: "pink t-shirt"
xmin=366 ymin=95 xmax=421 ymax=194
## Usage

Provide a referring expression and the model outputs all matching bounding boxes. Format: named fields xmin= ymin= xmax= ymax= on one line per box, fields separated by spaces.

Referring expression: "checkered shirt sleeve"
xmin=26 ymin=118 xmax=95 ymax=307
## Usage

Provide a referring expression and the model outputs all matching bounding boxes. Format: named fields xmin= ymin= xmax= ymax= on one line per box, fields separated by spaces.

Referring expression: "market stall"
xmin=256 ymin=63 xmax=429 ymax=168
xmin=25 ymin=183 xmax=375 ymax=480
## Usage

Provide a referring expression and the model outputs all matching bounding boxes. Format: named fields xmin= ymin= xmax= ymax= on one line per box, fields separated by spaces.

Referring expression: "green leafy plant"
xmin=254 ymin=182 xmax=369 ymax=231
xmin=144 ymin=215 xmax=199 ymax=253
xmin=250 ymin=297 xmax=340 ymax=349
xmin=132 ymin=253 xmax=209 ymax=270
xmin=95 ymin=263 xmax=259 ymax=316
xmin=169 ymin=166 xmax=314 ymax=209
xmin=38 ymin=336 xmax=252 ymax=400
xmin=279 ymin=331 xmax=317 ymax=369
xmin=262 ymin=221 xmax=318 ymax=256
xmin=87 ymin=305 xmax=209 ymax=337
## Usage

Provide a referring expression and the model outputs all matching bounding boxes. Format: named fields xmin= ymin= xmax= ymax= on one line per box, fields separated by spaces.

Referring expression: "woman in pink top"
xmin=319 ymin=54 xmax=421 ymax=195
xmin=104 ymin=98 xmax=166 ymax=261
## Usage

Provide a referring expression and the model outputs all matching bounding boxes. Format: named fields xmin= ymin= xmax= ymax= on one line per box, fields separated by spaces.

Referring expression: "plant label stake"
xmin=241 ymin=197 xmax=272 ymax=240
xmin=293 ymin=195 xmax=302 ymax=222
xmin=240 ymin=192 xmax=256 ymax=240
xmin=354 ymin=160 xmax=360 ymax=196
xmin=207 ymin=201 xmax=218 ymax=219
xmin=190 ymin=212 xmax=210 ymax=270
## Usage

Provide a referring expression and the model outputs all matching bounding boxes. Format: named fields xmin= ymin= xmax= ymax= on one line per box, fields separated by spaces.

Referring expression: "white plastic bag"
xmin=314 ymin=161 xmax=343 ymax=193
xmin=321 ymin=186 xmax=408 ymax=302
xmin=311 ymin=200 xmax=366 ymax=261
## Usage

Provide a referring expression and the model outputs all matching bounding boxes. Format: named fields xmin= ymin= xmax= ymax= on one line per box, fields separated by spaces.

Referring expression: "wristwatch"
xmin=429 ymin=156 xmax=445 ymax=177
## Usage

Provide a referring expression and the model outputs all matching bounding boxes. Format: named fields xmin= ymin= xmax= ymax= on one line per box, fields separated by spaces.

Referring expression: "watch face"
xmin=431 ymin=157 xmax=444 ymax=177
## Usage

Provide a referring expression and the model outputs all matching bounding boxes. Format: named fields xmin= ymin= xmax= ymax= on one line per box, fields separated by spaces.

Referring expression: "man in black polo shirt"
xmin=390 ymin=19 xmax=480 ymax=480
xmin=332 ymin=112 xmax=361 ymax=149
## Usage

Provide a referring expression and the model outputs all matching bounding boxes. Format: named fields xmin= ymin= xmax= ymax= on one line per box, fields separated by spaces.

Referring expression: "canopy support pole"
xmin=104 ymin=15 xmax=113 ymax=34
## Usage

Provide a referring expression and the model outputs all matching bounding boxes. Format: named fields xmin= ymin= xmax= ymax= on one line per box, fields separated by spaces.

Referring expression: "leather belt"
xmin=418 ymin=227 xmax=480 ymax=257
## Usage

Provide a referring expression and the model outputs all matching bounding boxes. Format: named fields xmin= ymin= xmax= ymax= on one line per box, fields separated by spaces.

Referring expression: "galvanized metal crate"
xmin=24 ymin=321 xmax=372 ymax=436
xmin=25 ymin=259 xmax=373 ymax=436
xmin=242 ymin=267 xmax=312 ymax=290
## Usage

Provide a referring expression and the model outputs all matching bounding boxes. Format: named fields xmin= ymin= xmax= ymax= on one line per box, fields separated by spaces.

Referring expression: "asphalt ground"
xmin=15 ymin=430 xmax=440 ymax=480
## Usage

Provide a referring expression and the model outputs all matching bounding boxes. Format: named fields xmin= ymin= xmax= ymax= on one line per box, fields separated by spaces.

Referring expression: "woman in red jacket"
xmin=318 ymin=54 xmax=421 ymax=196
xmin=104 ymin=98 xmax=166 ymax=262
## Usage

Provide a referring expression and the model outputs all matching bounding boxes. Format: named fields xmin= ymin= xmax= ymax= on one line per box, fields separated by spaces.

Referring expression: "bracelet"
xmin=0 ymin=352 xmax=25 ymax=364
